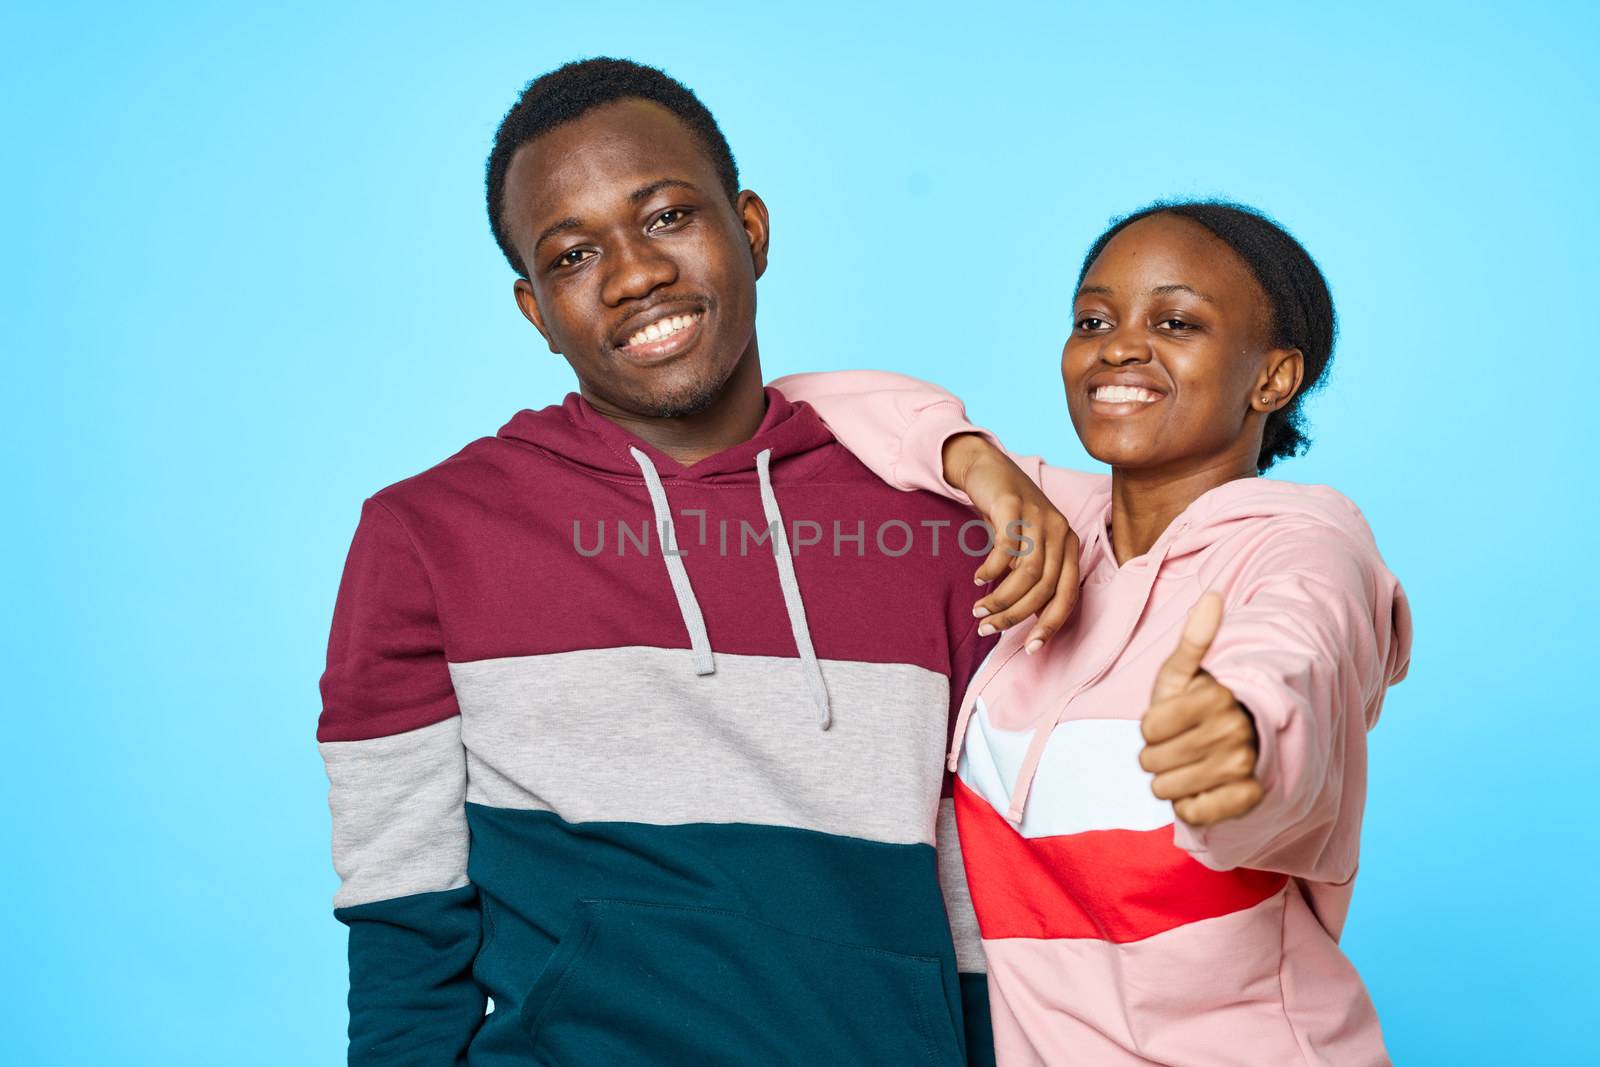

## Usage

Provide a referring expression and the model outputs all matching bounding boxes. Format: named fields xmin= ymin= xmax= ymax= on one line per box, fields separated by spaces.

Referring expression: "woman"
xmin=773 ymin=200 xmax=1412 ymax=1066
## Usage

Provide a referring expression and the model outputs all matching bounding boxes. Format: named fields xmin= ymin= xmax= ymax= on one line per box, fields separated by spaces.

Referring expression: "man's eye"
xmin=1076 ymin=316 xmax=1109 ymax=331
xmin=1160 ymin=318 xmax=1195 ymax=331
xmin=647 ymin=209 xmax=689 ymax=232
xmin=554 ymin=248 xmax=593 ymax=269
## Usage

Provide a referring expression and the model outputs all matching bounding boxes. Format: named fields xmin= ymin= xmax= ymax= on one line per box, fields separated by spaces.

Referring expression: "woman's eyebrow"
xmin=1149 ymin=283 xmax=1216 ymax=304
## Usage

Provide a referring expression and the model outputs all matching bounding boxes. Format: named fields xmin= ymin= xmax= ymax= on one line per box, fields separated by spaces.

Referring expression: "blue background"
xmin=5 ymin=2 xmax=1593 ymax=1062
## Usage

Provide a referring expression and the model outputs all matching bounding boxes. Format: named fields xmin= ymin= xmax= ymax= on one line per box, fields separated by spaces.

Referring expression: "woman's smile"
xmin=1088 ymin=378 xmax=1168 ymax=415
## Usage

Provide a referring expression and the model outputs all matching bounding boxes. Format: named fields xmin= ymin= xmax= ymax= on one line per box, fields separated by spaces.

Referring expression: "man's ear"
xmin=513 ymin=278 xmax=560 ymax=354
xmin=736 ymin=190 xmax=771 ymax=280
xmin=1254 ymin=347 xmax=1304 ymax=412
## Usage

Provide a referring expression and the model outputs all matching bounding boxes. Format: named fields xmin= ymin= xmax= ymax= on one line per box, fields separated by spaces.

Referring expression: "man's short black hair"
xmin=485 ymin=57 xmax=741 ymax=278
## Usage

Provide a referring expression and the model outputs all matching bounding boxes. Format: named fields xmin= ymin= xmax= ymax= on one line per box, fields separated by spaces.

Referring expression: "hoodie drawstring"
xmin=999 ymin=519 xmax=1189 ymax=825
xmin=626 ymin=446 xmax=832 ymax=729
xmin=756 ymin=448 xmax=832 ymax=729
xmin=630 ymin=447 xmax=716 ymax=677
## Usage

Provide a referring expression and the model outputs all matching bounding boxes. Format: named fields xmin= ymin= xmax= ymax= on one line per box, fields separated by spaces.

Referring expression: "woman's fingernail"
xmin=1026 ymin=639 xmax=1043 ymax=655
xmin=972 ymin=605 xmax=990 ymax=619
xmin=977 ymin=623 xmax=996 ymax=637
xmin=973 ymin=576 xmax=986 ymax=586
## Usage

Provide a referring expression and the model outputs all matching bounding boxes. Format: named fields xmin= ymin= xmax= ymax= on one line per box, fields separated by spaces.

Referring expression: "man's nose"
xmin=600 ymin=236 xmax=677 ymax=306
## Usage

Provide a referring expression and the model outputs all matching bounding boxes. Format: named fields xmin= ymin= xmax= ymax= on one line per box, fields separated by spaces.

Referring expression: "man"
xmin=317 ymin=57 xmax=1006 ymax=1065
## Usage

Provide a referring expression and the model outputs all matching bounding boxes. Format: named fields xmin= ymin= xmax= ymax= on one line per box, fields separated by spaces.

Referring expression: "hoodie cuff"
xmin=1170 ymin=664 xmax=1290 ymax=871
xmin=896 ymin=401 xmax=1005 ymax=508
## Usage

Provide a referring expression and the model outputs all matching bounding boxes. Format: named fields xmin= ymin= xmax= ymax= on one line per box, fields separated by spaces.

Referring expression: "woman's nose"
xmin=1101 ymin=331 xmax=1152 ymax=365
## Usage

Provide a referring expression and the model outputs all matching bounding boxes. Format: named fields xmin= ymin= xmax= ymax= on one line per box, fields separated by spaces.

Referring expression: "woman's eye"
xmin=1076 ymin=316 xmax=1109 ymax=331
xmin=647 ymin=209 xmax=689 ymax=232
xmin=1160 ymin=318 xmax=1195 ymax=331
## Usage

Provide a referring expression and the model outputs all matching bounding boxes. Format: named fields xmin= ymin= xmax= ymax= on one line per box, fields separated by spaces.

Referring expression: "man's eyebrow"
xmin=1149 ymin=283 xmax=1215 ymax=303
xmin=533 ymin=216 xmax=582 ymax=254
xmin=532 ymin=179 xmax=704 ymax=256
xmin=629 ymin=177 xmax=701 ymax=203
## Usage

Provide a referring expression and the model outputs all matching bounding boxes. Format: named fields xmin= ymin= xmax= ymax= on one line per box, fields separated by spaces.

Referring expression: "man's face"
xmin=503 ymin=99 xmax=769 ymax=418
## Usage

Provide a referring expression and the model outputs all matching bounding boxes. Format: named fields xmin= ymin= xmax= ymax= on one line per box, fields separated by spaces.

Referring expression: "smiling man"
xmin=315 ymin=58 xmax=1005 ymax=1065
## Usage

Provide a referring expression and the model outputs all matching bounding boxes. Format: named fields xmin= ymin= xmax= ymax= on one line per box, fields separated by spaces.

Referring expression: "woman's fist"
xmin=1138 ymin=591 xmax=1263 ymax=827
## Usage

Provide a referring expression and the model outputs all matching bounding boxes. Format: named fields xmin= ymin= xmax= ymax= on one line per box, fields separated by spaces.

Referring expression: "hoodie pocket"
xmin=519 ymin=898 xmax=964 ymax=1067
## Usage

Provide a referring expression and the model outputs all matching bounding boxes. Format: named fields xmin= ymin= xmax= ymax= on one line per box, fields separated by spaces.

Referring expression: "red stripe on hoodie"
xmin=954 ymin=778 xmax=1287 ymax=943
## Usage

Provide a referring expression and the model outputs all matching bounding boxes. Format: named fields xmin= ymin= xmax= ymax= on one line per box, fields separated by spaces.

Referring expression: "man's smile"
xmin=612 ymin=304 xmax=707 ymax=362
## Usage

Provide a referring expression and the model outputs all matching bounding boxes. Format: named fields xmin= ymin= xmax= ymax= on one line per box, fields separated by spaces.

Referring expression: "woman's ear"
xmin=1255 ymin=347 xmax=1304 ymax=412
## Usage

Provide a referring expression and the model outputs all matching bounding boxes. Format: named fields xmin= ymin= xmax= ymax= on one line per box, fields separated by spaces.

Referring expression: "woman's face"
xmin=1062 ymin=213 xmax=1301 ymax=475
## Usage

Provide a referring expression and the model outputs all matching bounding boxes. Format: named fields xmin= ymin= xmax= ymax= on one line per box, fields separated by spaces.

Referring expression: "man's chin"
xmin=620 ymin=363 xmax=739 ymax=420
xmin=634 ymin=381 xmax=724 ymax=419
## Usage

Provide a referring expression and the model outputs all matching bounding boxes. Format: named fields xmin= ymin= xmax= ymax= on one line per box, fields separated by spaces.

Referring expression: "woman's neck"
xmin=1107 ymin=454 xmax=1258 ymax=565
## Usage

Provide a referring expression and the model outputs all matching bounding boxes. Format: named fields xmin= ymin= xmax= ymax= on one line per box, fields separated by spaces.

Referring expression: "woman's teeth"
xmin=1092 ymin=385 xmax=1161 ymax=403
xmin=627 ymin=313 xmax=700 ymax=348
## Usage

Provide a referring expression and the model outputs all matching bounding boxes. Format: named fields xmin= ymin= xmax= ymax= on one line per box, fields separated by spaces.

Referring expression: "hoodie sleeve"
xmin=1174 ymin=523 xmax=1413 ymax=884
xmin=317 ymin=497 xmax=484 ymax=1065
xmin=769 ymin=370 xmax=1101 ymax=517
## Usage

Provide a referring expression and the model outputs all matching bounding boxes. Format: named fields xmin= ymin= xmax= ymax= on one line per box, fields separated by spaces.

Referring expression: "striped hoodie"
xmin=316 ymin=386 xmax=997 ymax=1066
xmin=773 ymin=371 xmax=1414 ymax=1067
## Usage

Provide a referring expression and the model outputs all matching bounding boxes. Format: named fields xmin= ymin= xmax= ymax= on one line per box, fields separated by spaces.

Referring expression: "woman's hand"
xmin=942 ymin=433 xmax=1080 ymax=654
xmin=1138 ymin=592 xmax=1264 ymax=827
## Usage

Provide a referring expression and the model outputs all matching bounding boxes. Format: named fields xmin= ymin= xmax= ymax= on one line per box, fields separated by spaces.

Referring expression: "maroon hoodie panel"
xmin=318 ymin=388 xmax=996 ymax=747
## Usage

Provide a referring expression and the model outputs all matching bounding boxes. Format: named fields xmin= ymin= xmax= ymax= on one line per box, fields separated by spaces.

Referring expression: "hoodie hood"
xmin=1130 ymin=475 xmax=1413 ymax=699
xmin=496 ymin=386 xmax=838 ymax=483
xmin=1079 ymin=475 xmax=1409 ymax=615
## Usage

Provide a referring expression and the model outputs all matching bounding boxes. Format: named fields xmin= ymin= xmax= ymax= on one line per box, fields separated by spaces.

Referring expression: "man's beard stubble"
xmin=621 ymin=344 xmax=747 ymax=420
xmin=635 ymin=372 xmax=727 ymax=419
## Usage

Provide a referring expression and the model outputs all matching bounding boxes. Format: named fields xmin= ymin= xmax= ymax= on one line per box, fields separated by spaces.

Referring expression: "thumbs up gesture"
xmin=1138 ymin=591 xmax=1264 ymax=827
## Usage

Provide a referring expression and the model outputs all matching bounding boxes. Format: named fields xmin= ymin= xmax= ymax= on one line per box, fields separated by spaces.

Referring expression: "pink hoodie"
xmin=770 ymin=370 xmax=1413 ymax=1067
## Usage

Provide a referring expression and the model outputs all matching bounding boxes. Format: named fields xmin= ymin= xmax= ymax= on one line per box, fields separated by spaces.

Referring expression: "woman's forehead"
xmin=1082 ymin=215 xmax=1267 ymax=318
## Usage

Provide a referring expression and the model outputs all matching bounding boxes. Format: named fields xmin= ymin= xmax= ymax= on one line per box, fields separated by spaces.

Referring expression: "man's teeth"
xmin=1092 ymin=385 xmax=1161 ymax=403
xmin=627 ymin=313 xmax=700 ymax=348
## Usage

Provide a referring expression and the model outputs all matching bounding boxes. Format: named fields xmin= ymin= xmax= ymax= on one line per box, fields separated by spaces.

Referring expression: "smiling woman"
xmin=774 ymin=199 xmax=1410 ymax=1066
xmin=1068 ymin=201 xmax=1336 ymax=479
